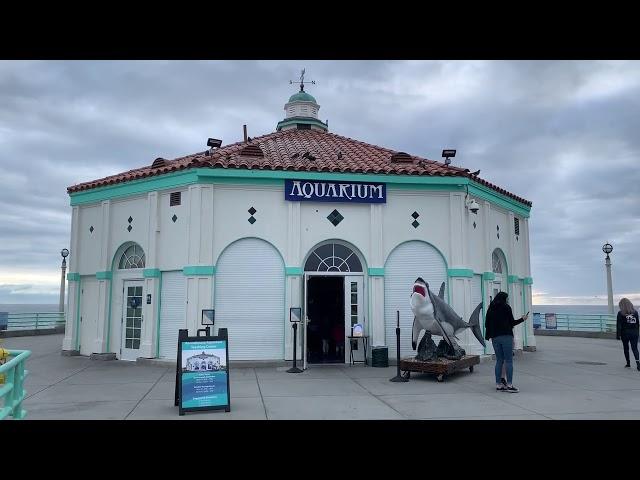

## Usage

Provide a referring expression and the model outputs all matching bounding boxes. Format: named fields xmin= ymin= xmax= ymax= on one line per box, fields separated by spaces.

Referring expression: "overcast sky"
xmin=0 ymin=60 xmax=638 ymax=305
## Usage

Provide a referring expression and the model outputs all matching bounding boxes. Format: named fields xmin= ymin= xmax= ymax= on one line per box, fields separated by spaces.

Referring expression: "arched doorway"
xmin=115 ymin=242 xmax=146 ymax=361
xmin=303 ymin=241 xmax=365 ymax=365
xmin=215 ymin=238 xmax=285 ymax=361
xmin=384 ymin=241 xmax=448 ymax=359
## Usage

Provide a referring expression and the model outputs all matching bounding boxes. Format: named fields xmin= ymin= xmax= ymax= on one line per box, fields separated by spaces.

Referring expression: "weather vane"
xmin=290 ymin=68 xmax=315 ymax=92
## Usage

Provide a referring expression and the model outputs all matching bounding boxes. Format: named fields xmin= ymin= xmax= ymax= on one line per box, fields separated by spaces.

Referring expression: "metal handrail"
xmin=0 ymin=349 xmax=31 ymax=420
xmin=3 ymin=312 xmax=65 ymax=331
xmin=533 ymin=312 xmax=617 ymax=333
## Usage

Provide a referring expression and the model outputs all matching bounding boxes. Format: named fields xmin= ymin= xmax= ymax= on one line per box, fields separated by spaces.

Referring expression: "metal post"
xmin=35 ymin=313 xmax=39 ymax=330
xmin=59 ymin=257 xmax=67 ymax=313
xmin=287 ymin=322 xmax=302 ymax=373
xmin=390 ymin=310 xmax=408 ymax=382
xmin=605 ymin=254 xmax=614 ymax=315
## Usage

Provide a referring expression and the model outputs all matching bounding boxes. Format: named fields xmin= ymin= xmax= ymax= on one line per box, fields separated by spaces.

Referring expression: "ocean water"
xmin=0 ymin=304 xmax=61 ymax=314
xmin=532 ymin=305 xmax=613 ymax=315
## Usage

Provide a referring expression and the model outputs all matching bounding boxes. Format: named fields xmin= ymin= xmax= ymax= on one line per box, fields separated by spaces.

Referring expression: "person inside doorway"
xmin=617 ymin=298 xmax=639 ymax=370
xmin=484 ymin=292 xmax=528 ymax=393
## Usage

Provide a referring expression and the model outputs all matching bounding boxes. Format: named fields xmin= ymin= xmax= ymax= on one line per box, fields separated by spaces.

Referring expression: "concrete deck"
xmin=3 ymin=334 xmax=640 ymax=420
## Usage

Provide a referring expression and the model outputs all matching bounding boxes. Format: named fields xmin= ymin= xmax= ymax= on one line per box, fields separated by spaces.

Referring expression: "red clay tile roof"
xmin=67 ymin=129 xmax=532 ymax=207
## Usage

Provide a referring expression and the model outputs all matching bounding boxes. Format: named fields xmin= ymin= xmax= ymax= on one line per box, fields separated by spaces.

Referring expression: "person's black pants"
xmin=621 ymin=332 xmax=639 ymax=364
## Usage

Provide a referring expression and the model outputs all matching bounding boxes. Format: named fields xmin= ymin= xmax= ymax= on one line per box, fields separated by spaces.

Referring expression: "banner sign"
xmin=284 ymin=179 xmax=386 ymax=204
xmin=175 ymin=330 xmax=230 ymax=415
xmin=545 ymin=313 xmax=557 ymax=330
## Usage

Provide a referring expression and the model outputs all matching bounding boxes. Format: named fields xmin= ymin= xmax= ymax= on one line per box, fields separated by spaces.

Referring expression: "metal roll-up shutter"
xmin=469 ymin=274 xmax=485 ymax=355
xmin=215 ymin=238 xmax=285 ymax=360
xmin=159 ymin=271 xmax=186 ymax=360
xmin=79 ymin=277 xmax=99 ymax=356
xmin=385 ymin=241 xmax=447 ymax=360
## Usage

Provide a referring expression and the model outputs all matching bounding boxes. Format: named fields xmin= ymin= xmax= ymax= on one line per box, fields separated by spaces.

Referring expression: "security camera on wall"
xmin=467 ymin=198 xmax=480 ymax=214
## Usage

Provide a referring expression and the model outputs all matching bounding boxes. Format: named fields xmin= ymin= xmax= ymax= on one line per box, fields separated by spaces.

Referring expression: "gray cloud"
xmin=0 ymin=60 xmax=638 ymax=305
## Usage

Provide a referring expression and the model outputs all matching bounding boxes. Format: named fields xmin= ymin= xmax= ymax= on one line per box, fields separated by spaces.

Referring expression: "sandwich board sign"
xmin=174 ymin=329 xmax=230 ymax=415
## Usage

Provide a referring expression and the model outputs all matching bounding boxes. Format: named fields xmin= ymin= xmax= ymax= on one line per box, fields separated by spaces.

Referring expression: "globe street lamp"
xmin=59 ymin=248 xmax=69 ymax=313
xmin=602 ymin=242 xmax=614 ymax=314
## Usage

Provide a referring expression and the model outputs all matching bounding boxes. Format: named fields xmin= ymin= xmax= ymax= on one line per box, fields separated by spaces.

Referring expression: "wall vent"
xmin=151 ymin=157 xmax=166 ymax=168
xmin=390 ymin=152 xmax=413 ymax=163
xmin=239 ymin=144 xmax=264 ymax=157
xmin=170 ymin=192 xmax=181 ymax=206
xmin=514 ymin=217 xmax=520 ymax=235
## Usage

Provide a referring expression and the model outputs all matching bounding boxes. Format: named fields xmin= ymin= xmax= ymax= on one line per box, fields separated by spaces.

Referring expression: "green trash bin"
xmin=371 ymin=346 xmax=388 ymax=368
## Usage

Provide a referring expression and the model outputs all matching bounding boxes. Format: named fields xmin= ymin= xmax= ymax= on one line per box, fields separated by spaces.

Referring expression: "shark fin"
xmin=469 ymin=301 xmax=486 ymax=347
xmin=438 ymin=282 xmax=445 ymax=300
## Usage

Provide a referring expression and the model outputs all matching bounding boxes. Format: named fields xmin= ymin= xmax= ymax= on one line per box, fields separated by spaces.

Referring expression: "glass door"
xmin=344 ymin=276 xmax=364 ymax=363
xmin=121 ymin=281 xmax=144 ymax=361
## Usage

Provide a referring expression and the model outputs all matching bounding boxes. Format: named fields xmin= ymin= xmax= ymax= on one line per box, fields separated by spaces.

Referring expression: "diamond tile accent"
xmin=411 ymin=211 xmax=419 ymax=219
xmin=327 ymin=209 xmax=344 ymax=226
xmin=248 ymin=216 xmax=256 ymax=224
xmin=473 ymin=221 xmax=476 ymax=229
xmin=172 ymin=214 xmax=177 ymax=223
xmin=412 ymin=220 xmax=420 ymax=228
xmin=496 ymin=225 xmax=499 ymax=231
xmin=127 ymin=225 xmax=132 ymax=232
xmin=248 ymin=207 xmax=257 ymax=215
xmin=497 ymin=232 xmax=500 ymax=239
xmin=128 ymin=216 xmax=133 ymax=223
xmin=89 ymin=226 xmax=94 ymax=233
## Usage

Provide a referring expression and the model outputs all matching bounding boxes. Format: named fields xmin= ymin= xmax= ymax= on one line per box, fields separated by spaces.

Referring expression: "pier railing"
xmin=533 ymin=313 xmax=616 ymax=333
xmin=1 ymin=312 xmax=65 ymax=331
xmin=0 ymin=349 xmax=31 ymax=420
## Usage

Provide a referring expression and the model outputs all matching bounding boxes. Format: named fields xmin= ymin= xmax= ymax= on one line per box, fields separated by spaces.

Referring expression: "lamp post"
xmin=59 ymin=248 xmax=69 ymax=313
xmin=602 ymin=243 xmax=614 ymax=314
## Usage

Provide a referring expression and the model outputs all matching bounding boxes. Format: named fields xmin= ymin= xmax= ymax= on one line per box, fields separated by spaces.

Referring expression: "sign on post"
xmin=175 ymin=329 xmax=230 ymax=415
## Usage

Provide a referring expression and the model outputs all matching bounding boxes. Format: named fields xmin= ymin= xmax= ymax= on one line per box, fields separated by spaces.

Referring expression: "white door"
xmin=215 ymin=238 xmax=285 ymax=361
xmin=79 ymin=277 xmax=99 ymax=356
xmin=385 ymin=241 xmax=448 ymax=360
xmin=159 ymin=271 xmax=186 ymax=360
xmin=344 ymin=276 xmax=364 ymax=362
xmin=121 ymin=281 xmax=144 ymax=361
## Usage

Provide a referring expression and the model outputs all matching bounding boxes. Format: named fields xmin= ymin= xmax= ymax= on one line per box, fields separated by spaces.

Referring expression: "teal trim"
xmin=69 ymin=168 xmax=531 ymax=217
xmin=482 ymin=272 xmax=496 ymax=281
xmin=183 ymin=266 xmax=216 ymax=276
xmin=96 ymin=271 xmax=112 ymax=280
xmin=447 ymin=268 xmax=474 ymax=278
xmin=522 ymin=277 xmax=528 ymax=346
xmin=523 ymin=277 xmax=533 ymax=285
xmin=75 ymin=277 xmax=82 ymax=350
xmin=143 ymin=268 xmax=161 ymax=278
xmin=70 ymin=170 xmax=198 ymax=206
xmin=156 ymin=272 xmax=163 ymax=358
xmin=368 ymin=267 xmax=385 ymax=277
xmin=67 ymin=272 xmax=80 ymax=281
xmin=508 ymin=275 xmax=519 ymax=283
xmin=276 ymin=118 xmax=328 ymax=131
xmin=285 ymin=267 xmax=303 ymax=276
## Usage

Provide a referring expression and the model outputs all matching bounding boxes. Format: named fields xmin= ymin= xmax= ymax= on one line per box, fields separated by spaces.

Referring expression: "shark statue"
xmin=410 ymin=277 xmax=485 ymax=361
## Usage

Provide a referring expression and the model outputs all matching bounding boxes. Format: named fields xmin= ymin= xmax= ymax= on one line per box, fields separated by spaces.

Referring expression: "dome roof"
xmin=288 ymin=91 xmax=317 ymax=103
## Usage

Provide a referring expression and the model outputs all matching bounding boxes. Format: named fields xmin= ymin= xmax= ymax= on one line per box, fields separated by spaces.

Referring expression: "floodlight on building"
xmin=442 ymin=149 xmax=456 ymax=166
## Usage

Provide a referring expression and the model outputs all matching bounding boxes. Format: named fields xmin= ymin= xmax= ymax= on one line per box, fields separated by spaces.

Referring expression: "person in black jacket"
xmin=616 ymin=298 xmax=639 ymax=370
xmin=484 ymin=292 xmax=528 ymax=393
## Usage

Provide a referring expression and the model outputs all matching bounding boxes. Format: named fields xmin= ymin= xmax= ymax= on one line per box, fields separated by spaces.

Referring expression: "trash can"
xmin=0 ymin=312 xmax=7 ymax=331
xmin=371 ymin=346 xmax=388 ymax=368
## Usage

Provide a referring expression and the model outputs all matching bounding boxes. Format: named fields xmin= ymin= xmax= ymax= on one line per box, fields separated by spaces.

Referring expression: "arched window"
xmin=118 ymin=244 xmax=146 ymax=269
xmin=492 ymin=250 xmax=503 ymax=274
xmin=304 ymin=243 xmax=363 ymax=272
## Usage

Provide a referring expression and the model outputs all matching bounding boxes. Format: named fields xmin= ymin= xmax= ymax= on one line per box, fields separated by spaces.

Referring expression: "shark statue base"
xmin=416 ymin=332 xmax=467 ymax=361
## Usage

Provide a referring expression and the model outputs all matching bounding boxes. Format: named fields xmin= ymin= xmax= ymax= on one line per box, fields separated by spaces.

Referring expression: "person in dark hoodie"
xmin=616 ymin=298 xmax=639 ymax=370
xmin=484 ymin=292 xmax=528 ymax=393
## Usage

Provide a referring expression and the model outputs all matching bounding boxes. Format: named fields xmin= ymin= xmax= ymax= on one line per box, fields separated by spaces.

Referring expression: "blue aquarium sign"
xmin=285 ymin=179 xmax=386 ymax=204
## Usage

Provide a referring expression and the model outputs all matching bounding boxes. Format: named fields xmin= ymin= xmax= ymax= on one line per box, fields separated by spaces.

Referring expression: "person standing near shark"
xmin=484 ymin=292 xmax=528 ymax=393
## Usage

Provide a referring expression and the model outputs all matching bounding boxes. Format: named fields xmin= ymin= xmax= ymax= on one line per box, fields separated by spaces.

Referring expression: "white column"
xmin=369 ymin=204 xmax=385 ymax=348
xmin=94 ymin=200 xmax=112 ymax=354
xmin=140 ymin=193 xmax=160 ymax=358
xmin=63 ymin=206 xmax=80 ymax=351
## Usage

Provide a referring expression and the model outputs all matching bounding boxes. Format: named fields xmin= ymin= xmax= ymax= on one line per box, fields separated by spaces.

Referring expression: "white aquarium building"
xmin=62 ymin=85 xmax=534 ymax=364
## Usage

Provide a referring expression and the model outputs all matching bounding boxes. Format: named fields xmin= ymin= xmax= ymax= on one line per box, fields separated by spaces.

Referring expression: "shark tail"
xmin=469 ymin=302 xmax=486 ymax=347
